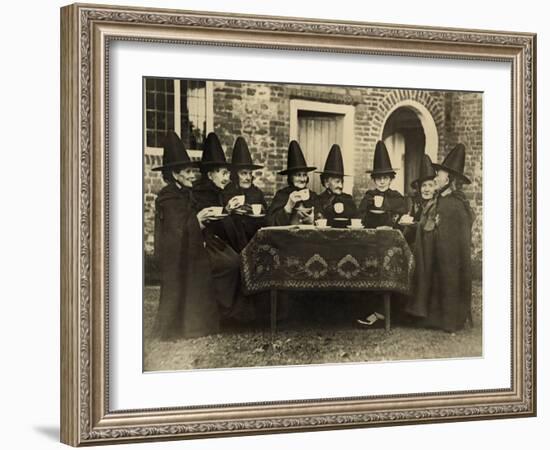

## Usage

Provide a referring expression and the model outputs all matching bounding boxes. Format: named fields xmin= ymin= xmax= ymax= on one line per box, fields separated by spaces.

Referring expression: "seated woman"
xmin=267 ymin=140 xmax=319 ymax=226
xmin=316 ymin=144 xmax=357 ymax=227
xmin=192 ymin=132 xmax=248 ymax=320
xmin=152 ymin=131 xmax=219 ymax=340
xmin=400 ymin=154 xmax=437 ymax=247
xmin=223 ymin=136 xmax=267 ymax=245
xmin=358 ymin=140 xmax=407 ymax=229
xmin=356 ymin=141 xmax=407 ymax=328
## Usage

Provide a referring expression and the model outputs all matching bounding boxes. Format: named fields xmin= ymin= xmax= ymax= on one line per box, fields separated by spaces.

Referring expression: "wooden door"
xmin=298 ymin=112 xmax=344 ymax=194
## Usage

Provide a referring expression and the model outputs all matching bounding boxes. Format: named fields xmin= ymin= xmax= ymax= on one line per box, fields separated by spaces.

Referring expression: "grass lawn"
xmin=143 ymin=281 xmax=482 ymax=371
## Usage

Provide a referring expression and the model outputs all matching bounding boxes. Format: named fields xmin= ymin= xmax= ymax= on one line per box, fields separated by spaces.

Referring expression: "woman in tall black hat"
xmin=267 ymin=140 xmax=319 ymax=226
xmin=405 ymin=144 xmax=474 ymax=332
xmin=399 ymin=154 xmax=437 ymax=246
xmin=316 ymin=144 xmax=357 ymax=227
xmin=152 ymin=131 xmax=219 ymax=340
xmin=356 ymin=141 xmax=407 ymax=328
xmin=222 ymin=136 xmax=268 ymax=244
xmin=358 ymin=140 xmax=407 ymax=229
xmin=192 ymin=132 xmax=248 ymax=320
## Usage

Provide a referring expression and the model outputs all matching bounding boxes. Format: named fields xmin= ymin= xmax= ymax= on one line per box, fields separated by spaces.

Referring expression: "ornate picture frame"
xmin=60 ymin=3 xmax=536 ymax=446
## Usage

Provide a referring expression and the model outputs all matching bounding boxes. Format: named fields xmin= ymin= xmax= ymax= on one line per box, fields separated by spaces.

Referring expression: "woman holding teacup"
xmin=358 ymin=140 xmax=407 ymax=229
xmin=267 ymin=140 xmax=319 ymax=226
xmin=192 ymin=132 xmax=249 ymax=320
xmin=399 ymin=154 xmax=437 ymax=246
xmin=223 ymin=136 xmax=268 ymax=245
xmin=316 ymin=144 xmax=357 ymax=228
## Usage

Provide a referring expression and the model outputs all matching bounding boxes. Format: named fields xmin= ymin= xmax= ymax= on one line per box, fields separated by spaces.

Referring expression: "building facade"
xmin=144 ymin=79 xmax=482 ymax=270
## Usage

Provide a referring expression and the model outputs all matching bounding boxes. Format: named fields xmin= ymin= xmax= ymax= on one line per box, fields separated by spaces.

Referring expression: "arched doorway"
xmin=380 ymin=100 xmax=439 ymax=195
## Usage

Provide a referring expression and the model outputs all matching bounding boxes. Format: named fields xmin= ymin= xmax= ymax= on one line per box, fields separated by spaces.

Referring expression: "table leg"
xmin=270 ymin=289 xmax=278 ymax=336
xmin=384 ymin=292 xmax=391 ymax=332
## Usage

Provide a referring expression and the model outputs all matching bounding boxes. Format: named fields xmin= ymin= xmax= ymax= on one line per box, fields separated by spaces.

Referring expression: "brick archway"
xmin=373 ymin=92 xmax=444 ymax=164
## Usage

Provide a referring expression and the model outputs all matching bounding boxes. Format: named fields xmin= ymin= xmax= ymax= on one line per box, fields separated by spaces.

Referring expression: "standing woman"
xmin=399 ymin=154 xmax=437 ymax=247
xmin=152 ymin=131 xmax=219 ymax=340
xmin=223 ymin=136 xmax=268 ymax=244
xmin=407 ymin=144 xmax=474 ymax=332
xmin=267 ymin=140 xmax=318 ymax=226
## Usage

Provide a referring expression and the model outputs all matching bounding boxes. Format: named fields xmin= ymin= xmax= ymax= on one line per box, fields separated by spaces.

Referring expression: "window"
xmin=144 ymin=78 xmax=210 ymax=151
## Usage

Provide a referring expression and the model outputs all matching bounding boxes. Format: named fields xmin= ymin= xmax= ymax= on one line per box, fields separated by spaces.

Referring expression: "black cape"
xmin=358 ymin=188 xmax=407 ymax=228
xmin=266 ymin=185 xmax=319 ymax=226
xmin=153 ymin=183 xmax=219 ymax=339
xmin=317 ymin=190 xmax=358 ymax=226
xmin=222 ymin=182 xmax=268 ymax=244
xmin=406 ymin=189 xmax=474 ymax=332
xmin=192 ymin=180 xmax=248 ymax=252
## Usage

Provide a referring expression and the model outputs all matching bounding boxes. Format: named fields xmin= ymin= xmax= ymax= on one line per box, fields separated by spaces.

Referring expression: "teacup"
xmin=298 ymin=189 xmax=310 ymax=201
xmin=350 ymin=218 xmax=363 ymax=228
xmin=210 ymin=206 xmax=223 ymax=216
xmin=374 ymin=195 xmax=384 ymax=208
xmin=315 ymin=218 xmax=328 ymax=228
xmin=251 ymin=203 xmax=262 ymax=216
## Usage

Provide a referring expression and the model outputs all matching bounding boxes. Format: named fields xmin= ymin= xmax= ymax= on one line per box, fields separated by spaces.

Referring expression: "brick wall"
xmin=143 ymin=82 xmax=483 ymax=262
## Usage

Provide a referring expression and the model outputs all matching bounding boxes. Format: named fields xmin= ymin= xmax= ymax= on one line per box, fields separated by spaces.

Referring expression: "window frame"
xmin=143 ymin=79 xmax=214 ymax=158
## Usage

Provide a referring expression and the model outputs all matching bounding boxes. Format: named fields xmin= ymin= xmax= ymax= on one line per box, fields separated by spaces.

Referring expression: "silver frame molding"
xmin=60 ymin=3 xmax=536 ymax=446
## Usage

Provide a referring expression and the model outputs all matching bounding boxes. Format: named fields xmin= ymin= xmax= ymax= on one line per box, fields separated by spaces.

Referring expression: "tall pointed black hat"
xmin=367 ymin=140 xmax=397 ymax=176
xmin=231 ymin=137 xmax=263 ymax=170
xmin=433 ymin=143 xmax=471 ymax=184
xmin=278 ymin=140 xmax=316 ymax=175
xmin=200 ymin=132 xmax=231 ymax=168
xmin=152 ymin=131 xmax=197 ymax=171
xmin=317 ymin=144 xmax=349 ymax=177
xmin=410 ymin=154 xmax=437 ymax=189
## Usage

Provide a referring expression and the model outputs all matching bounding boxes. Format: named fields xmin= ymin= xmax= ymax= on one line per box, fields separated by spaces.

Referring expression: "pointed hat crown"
xmin=433 ymin=143 xmax=471 ymax=184
xmin=367 ymin=140 xmax=397 ymax=175
xmin=200 ymin=132 xmax=230 ymax=168
xmin=231 ymin=137 xmax=263 ymax=170
xmin=278 ymin=140 xmax=316 ymax=175
xmin=152 ymin=131 xmax=196 ymax=171
xmin=410 ymin=154 xmax=437 ymax=188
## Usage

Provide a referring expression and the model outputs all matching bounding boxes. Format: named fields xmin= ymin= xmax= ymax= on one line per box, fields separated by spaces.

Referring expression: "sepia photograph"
xmin=142 ymin=77 xmax=483 ymax=372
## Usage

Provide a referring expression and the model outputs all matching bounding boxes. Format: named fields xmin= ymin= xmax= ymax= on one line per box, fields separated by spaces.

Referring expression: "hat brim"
xmin=232 ymin=164 xmax=264 ymax=170
xmin=152 ymin=161 xmax=199 ymax=171
xmin=432 ymin=164 xmax=471 ymax=184
xmin=366 ymin=169 xmax=397 ymax=176
xmin=278 ymin=166 xmax=317 ymax=175
xmin=315 ymin=171 xmax=351 ymax=177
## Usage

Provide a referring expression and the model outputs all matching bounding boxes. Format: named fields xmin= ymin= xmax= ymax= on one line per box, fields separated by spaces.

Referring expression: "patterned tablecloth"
xmin=240 ymin=227 xmax=414 ymax=295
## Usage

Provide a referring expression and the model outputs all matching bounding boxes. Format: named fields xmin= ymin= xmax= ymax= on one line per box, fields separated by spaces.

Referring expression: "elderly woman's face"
xmin=208 ymin=167 xmax=231 ymax=189
xmin=290 ymin=171 xmax=308 ymax=189
xmin=435 ymin=169 xmax=450 ymax=190
xmin=420 ymin=179 xmax=436 ymax=200
xmin=237 ymin=169 xmax=252 ymax=189
xmin=325 ymin=176 xmax=343 ymax=195
xmin=172 ymin=166 xmax=197 ymax=188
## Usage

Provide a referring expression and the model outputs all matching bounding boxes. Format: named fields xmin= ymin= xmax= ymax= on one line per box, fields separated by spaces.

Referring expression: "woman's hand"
xmin=284 ymin=191 xmax=303 ymax=214
xmin=196 ymin=208 xmax=214 ymax=229
xmin=226 ymin=195 xmax=244 ymax=212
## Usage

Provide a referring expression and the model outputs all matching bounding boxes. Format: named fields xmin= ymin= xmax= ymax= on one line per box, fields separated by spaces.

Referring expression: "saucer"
xmin=208 ymin=213 xmax=228 ymax=220
xmin=248 ymin=213 xmax=266 ymax=218
xmin=347 ymin=225 xmax=364 ymax=229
